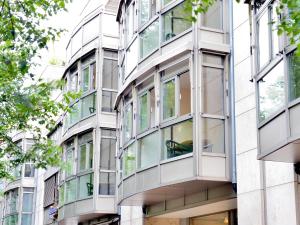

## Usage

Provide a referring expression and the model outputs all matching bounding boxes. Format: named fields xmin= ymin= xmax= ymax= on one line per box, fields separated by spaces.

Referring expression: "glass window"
xmin=13 ymin=165 xmax=21 ymax=179
xmin=102 ymin=91 xmax=117 ymax=112
xmin=123 ymin=103 xmax=133 ymax=143
xmin=163 ymin=3 xmax=192 ymax=41
xmin=179 ymin=72 xmax=191 ymax=116
xmin=126 ymin=3 xmax=134 ymax=43
xmin=103 ymin=58 xmax=118 ymax=90
xmin=22 ymin=193 xmax=33 ymax=212
xmin=288 ymin=52 xmax=300 ymax=101
xmin=21 ymin=214 xmax=32 ymax=225
xmin=162 ymin=0 xmax=173 ymax=6
xmin=191 ymin=212 xmax=229 ymax=225
xmin=66 ymin=142 xmax=74 ymax=177
xmin=69 ymin=73 xmax=78 ymax=92
xmin=69 ymin=102 xmax=80 ymax=125
xmin=78 ymin=173 xmax=93 ymax=199
xmin=258 ymin=61 xmax=284 ymax=122
xmin=138 ymin=93 xmax=149 ymax=132
xmin=65 ymin=179 xmax=76 ymax=203
xmin=140 ymin=20 xmax=159 ymax=59
xmin=99 ymin=172 xmax=115 ymax=195
xmin=125 ymin=39 xmax=138 ymax=77
xmin=24 ymin=164 xmax=34 ymax=177
xmin=83 ymin=16 xmax=99 ymax=44
xmin=140 ymin=0 xmax=150 ymax=25
xmin=78 ymin=133 xmax=93 ymax=172
xmin=138 ymin=131 xmax=159 ymax=168
xmin=100 ymin=129 xmax=116 ymax=170
xmin=123 ymin=143 xmax=136 ymax=176
xmin=81 ymin=93 xmax=96 ymax=118
xmin=202 ymin=66 xmax=224 ymax=115
xmin=162 ymin=79 xmax=175 ymax=120
xmin=150 ymin=88 xmax=156 ymax=127
xmin=202 ymin=118 xmax=225 ymax=153
xmin=201 ymin=0 xmax=223 ymax=29
xmin=72 ymin=29 xmax=82 ymax=55
xmin=82 ymin=67 xmax=90 ymax=92
xmin=162 ymin=119 xmax=193 ymax=159
xmin=58 ymin=186 xmax=64 ymax=206
xmin=258 ymin=9 xmax=270 ymax=69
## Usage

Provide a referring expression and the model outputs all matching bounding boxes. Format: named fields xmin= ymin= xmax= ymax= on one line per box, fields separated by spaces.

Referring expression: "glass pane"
xmin=99 ymin=172 xmax=116 ymax=195
xmin=69 ymin=73 xmax=78 ymax=91
xmin=24 ymin=164 xmax=34 ymax=177
xmin=100 ymin=138 xmax=116 ymax=170
xmin=140 ymin=0 xmax=150 ymax=25
xmin=179 ymin=72 xmax=191 ymax=116
xmin=258 ymin=61 xmax=284 ymax=122
xmin=203 ymin=54 xmax=223 ymax=65
xmin=66 ymin=149 xmax=74 ymax=177
xmin=59 ymin=186 xmax=64 ymax=206
xmin=88 ymin=141 xmax=93 ymax=169
xmin=163 ymin=0 xmax=173 ymax=6
xmin=81 ymin=93 xmax=96 ymax=118
xmin=202 ymin=67 xmax=224 ymax=115
xmin=65 ymin=179 xmax=76 ymax=203
xmin=125 ymin=39 xmax=138 ymax=76
xmin=69 ymin=102 xmax=80 ymax=125
xmin=163 ymin=79 xmax=175 ymax=120
xmin=79 ymin=174 xmax=93 ymax=199
xmin=103 ymin=58 xmax=118 ymax=90
xmin=124 ymin=104 xmax=133 ymax=143
xmin=79 ymin=145 xmax=87 ymax=171
xmin=124 ymin=143 xmax=136 ymax=176
xmin=163 ymin=3 xmax=192 ymax=41
xmin=202 ymin=118 xmax=225 ymax=153
xmin=150 ymin=88 xmax=156 ymax=127
xmin=201 ymin=0 xmax=223 ymax=29
xmin=140 ymin=20 xmax=159 ymax=59
xmin=82 ymin=67 xmax=90 ymax=92
xmin=72 ymin=29 xmax=82 ymax=55
xmin=258 ymin=9 xmax=270 ymax=69
xmin=91 ymin=63 xmax=96 ymax=90
xmin=102 ymin=91 xmax=117 ymax=112
xmin=21 ymin=214 xmax=32 ymax=225
xmin=272 ymin=4 xmax=279 ymax=56
xmin=162 ymin=119 xmax=193 ymax=159
xmin=139 ymin=93 xmax=149 ymax=132
xmin=83 ymin=16 xmax=99 ymax=43
xmin=288 ymin=52 xmax=300 ymax=101
xmin=102 ymin=129 xmax=116 ymax=137
xmin=138 ymin=132 xmax=159 ymax=168
xmin=22 ymin=193 xmax=33 ymax=212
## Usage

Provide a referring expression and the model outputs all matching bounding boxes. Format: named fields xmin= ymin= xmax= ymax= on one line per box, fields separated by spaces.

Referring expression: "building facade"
xmin=53 ymin=1 xmax=120 ymax=225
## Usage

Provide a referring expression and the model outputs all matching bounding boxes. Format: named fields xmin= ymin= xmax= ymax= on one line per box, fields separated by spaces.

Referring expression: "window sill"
xmin=136 ymin=164 xmax=158 ymax=173
xmin=199 ymin=26 xmax=224 ymax=34
xmin=161 ymin=28 xmax=192 ymax=47
xmin=160 ymin=152 xmax=193 ymax=165
xmin=139 ymin=48 xmax=159 ymax=65
xmin=160 ymin=114 xmax=193 ymax=129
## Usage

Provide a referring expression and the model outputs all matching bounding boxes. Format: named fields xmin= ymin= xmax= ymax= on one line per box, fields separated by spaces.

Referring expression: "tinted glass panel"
xmin=202 ymin=118 xmax=225 ymax=153
xmin=140 ymin=20 xmax=159 ymax=59
xmin=163 ymin=79 xmax=175 ymax=119
xmin=138 ymin=132 xmax=159 ymax=168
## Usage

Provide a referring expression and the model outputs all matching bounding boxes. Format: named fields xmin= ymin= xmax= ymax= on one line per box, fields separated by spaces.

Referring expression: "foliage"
xmin=0 ymin=0 xmax=77 ymax=180
xmin=185 ymin=0 xmax=300 ymax=54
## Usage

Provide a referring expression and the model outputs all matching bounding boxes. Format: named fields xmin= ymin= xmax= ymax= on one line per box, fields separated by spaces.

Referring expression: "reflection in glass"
xmin=258 ymin=61 xmax=284 ymax=122
xmin=124 ymin=143 xmax=136 ymax=176
xmin=201 ymin=0 xmax=223 ymax=29
xmin=163 ymin=79 xmax=175 ymax=120
xmin=138 ymin=132 xmax=159 ymax=168
xmin=22 ymin=193 xmax=33 ymax=212
xmin=65 ymin=179 xmax=76 ymax=203
xmin=139 ymin=93 xmax=148 ymax=132
xmin=163 ymin=3 xmax=192 ymax=41
xmin=258 ymin=10 xmax=270 ymax=69
xmin=99 ymin=172 xmax=115 ymax=195
xmin=202 ymin=66 xmax=224 ymax=115
xmin=82 ymin=67 xmax=90 ymax=92
xmin=79 ymin=173 xmax=93 ymax=198
xmin=179 ymin=72 xmax=191 ymax=116
xmin=81 ymin=93 xmax=96 ymax=118
xmin=202 ymin=118 xmax=225 ymax=153
xmin=103 ymin=58 xmax=118 ymax=90
xmin=102 ymin=91 xmax=117 ymax=112
xmin=140 ymin=20 xmax=159 ymax=59
xmin=162 ymin=119 xmax=193 ymax=159
xmin=288 ymin=52 xmax=300 ymax=101
xmin=124 ymin=103 xmax=133 ymax=143
xmin=100 ymin=135 xmax=116 ymax=170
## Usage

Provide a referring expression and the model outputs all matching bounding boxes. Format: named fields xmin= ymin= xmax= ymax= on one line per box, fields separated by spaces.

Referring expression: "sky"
xmin=37 ymin=0 xmax=103 ymax=75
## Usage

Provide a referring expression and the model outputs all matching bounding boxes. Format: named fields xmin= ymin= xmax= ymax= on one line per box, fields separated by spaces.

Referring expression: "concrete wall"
xmin=233 ymin=2 xmax=299 ymax=225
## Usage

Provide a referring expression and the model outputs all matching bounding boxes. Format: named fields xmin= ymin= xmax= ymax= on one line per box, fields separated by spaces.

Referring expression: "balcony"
xmin=256 ymin=50 xmax=300 ymax=162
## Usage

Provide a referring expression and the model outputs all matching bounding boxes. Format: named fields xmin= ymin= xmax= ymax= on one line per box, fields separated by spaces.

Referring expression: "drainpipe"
xmin=228 ymin=0 xmax=237 ymax=192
